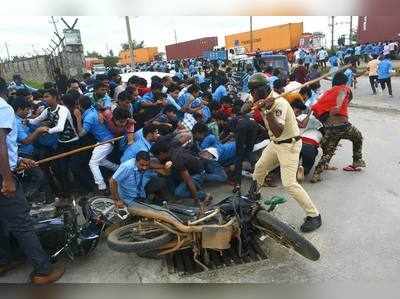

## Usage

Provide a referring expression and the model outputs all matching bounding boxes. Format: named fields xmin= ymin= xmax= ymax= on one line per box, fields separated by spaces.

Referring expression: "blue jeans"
xmin=204 ymin=160 xmax=228 ymax=183
xmin=0 ymin=177 xmax=50 ymax=274
xmin=174 ymin=173 xmax=206 ymax=201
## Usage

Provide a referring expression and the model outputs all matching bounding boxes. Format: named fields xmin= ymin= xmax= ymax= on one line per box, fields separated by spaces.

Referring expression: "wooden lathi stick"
xmin=36 ymin=136 xmax=125 ymax=165
xmin=252 ymin=63 xmax=352 ymax=111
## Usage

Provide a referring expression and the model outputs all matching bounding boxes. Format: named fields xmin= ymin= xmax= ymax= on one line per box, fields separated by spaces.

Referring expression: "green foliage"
xmin=25 ymin=80 xmax=44 ymax=89
xmin=121 ymin=40 xmax=144 ymax=51
xmin=86 ymin=51 xmax=102 ymax=58
xmin=103 ymin=56 xmax=119 ymax=67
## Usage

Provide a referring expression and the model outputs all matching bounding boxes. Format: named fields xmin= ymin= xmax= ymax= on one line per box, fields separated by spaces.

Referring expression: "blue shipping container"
xmin=203 ymin=50 xmax=227 ymax=61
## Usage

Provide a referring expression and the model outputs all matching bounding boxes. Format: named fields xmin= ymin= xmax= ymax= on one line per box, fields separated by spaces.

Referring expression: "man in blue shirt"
xmin=141 ymin=81 xmax=163 ymax=103
xmin=377 ymin=55 xmax=394 ymax=96
xmin=8 ymin=74 xmax=37 ymax=93
xmin=110 ymin=151 xmax=158 ymax=207
xmin=328 ymin=54 xmax=339 ymax=72
xmin=12 ymin=97 xmax=49 ymax=157
xmin=192 ymin=123 xmax=236 ymax=166
xmin=78 ymin=95 xmax=118 ymax=193
xmin=212 ymin=76 xmax=228 ymax=103
xmin=0 ymin=78 xmax=64 ymax=284
xmin=85 ymin=80 xmax=112 ymax=110
xmin=121 ymin=125 xmax=160 ymax=163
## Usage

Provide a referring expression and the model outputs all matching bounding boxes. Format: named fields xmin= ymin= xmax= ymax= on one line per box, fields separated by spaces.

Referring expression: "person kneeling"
xmin=110 ymin=151 xmax=164 ymax=207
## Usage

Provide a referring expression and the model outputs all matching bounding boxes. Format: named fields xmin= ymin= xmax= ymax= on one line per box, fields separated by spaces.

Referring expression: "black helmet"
xmin=248 ymin=72 xmax=268 ymax=90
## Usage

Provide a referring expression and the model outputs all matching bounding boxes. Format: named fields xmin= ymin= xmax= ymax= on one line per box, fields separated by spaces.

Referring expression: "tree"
xmin=86 ymin=51 xmax=102 ymax=58
xmin=121 ymin=40 xmax=144 ymax=51
xmin=103 ymin=56 xmax=119 ymax=67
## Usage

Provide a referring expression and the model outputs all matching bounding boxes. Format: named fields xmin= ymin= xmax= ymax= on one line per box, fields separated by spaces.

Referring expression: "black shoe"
xmin=300 ymin=215 xmax=322 ymax=233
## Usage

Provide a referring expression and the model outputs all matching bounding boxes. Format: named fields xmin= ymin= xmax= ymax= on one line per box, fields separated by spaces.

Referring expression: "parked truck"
xmin=225 ymin=23 xmax=304 ymax=53
xmin=118 ymin=47 xmax=158 ymax=65
xmin=165 ymin=37 xmax=218 ymax=60
xmin=358 ymin=16 xmax=400 ymax=43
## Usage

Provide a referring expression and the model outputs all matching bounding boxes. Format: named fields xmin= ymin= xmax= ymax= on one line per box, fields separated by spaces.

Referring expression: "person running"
xmin=248 ymin=73 xmax=322 ymax=233
xmin=377 ymin=55 xmax=394 ymax=97
xmin=367 ymin=55 xmax=379 ymax=95
xmin=310 ymin=72 xmax=366 ymax=183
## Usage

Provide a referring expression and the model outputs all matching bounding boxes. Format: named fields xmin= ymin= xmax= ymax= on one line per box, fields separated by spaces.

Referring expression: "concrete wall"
xmin=0 ymin=55 xmax=52 ymax=82
xmin=0 ymin=45 xmax=85 ymax=83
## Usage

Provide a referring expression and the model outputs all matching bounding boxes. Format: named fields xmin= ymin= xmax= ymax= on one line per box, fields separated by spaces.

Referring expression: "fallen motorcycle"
xmin=22 ymin=196 xmax=128 ymax=262
xmin=107 ymin=190 xmax=320 ymax=269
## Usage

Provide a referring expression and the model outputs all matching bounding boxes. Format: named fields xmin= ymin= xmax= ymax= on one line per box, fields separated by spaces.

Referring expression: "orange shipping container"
xmin=225 ymin=23 xmax=303 ymax=52
xmin=119 ymin=47 xmax=158 ymax=64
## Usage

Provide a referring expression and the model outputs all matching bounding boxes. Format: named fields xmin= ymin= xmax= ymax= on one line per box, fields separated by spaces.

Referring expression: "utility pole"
xmin=349 ymin=16 xmax=353 ymax=45
xmin=125 ymin=16 xmax=135 ymax=69
xmin=174 ymin=29 xmax=178 ymax=44
xmin=330 ymin=16 xmax=335 ymax=49
xmin=250 ymin=16 xmax=254 ymax=52
xmin=4 ymin=42 xmax=10 ymax=60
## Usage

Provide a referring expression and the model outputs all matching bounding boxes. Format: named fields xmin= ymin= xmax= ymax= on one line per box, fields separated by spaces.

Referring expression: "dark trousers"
xmin=0 ymin=176 xmax=50 ymax=274
xmin=379 ymin=78 xmax=392 ymax=95
xmin=369 ymin=76 xmax=378 ymax=94
xmin=144 ymin=176 xmax=174 ymax=204
xmin=204 ymin=160 xmax=228 ymax=183
xmin=314 ymin=124 xmax=363 ymax=176
xmin=300 ymin=143 xmax=319 ymax=175
xmin=53 ymin=140 xmax=94 ymax=196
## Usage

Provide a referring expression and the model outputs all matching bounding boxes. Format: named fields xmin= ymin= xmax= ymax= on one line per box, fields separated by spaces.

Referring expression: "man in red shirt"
xmin=310 ymin=72 xmax=366 ymax=183
xmin=292 ymin=59 xmax=308 ymax=84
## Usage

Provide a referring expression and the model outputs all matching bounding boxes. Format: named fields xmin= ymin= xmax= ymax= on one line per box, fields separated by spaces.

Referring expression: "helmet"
xmin=247 ymin=72 xmax=268 ymax=90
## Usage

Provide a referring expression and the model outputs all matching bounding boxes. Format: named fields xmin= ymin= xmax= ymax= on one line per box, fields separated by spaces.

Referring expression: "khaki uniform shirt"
xmin=265 ymin=92 xmax=300 ymax=142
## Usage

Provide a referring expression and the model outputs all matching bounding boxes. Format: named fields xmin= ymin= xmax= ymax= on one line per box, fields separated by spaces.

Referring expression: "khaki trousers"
xmin=252 ymin=140 xmax=319 ymax=217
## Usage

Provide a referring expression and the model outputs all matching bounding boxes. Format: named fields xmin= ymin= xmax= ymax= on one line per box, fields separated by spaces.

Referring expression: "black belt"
xmin=273 ymin=136 xmax=301 ymax=144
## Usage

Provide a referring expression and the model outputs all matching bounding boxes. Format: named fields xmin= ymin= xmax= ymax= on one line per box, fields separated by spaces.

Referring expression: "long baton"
xmin=252 ymin=63 xmax=352 ymax=111
xmin=36 ymin=136 xmax=125 ymax=165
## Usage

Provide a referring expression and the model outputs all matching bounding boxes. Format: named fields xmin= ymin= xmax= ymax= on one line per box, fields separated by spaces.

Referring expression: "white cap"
xmin=204 ymin=147 xmax=219 ymax=160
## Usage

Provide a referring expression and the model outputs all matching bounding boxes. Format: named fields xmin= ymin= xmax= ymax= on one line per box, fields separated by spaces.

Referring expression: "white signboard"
xmin=64 ymin=29 xmax=82 ymax=45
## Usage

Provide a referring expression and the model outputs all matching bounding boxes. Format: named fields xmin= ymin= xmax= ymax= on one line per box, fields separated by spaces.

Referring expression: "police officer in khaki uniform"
xmin=247 ymin=73 xmax=322 ymax=232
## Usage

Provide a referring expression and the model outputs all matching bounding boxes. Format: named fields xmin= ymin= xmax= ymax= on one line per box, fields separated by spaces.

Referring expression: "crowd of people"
xmin=1 ymin=39 xmax=397 ymax=283
xmin=289 ymin=41 xmax=397 ymax=96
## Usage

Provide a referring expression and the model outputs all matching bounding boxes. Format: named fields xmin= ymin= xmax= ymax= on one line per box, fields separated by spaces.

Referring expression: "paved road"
xmin=1 ymin=77 xmax=400 ymax=283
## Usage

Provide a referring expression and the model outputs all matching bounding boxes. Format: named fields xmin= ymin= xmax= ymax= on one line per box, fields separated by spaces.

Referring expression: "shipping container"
xmin=225 ymin=23 xmax=304 ymax=53
xmin=358 ymin=16 xmax=400 ymax=43
xmin=119 ymin=47 xmax=158 ymax=65
xmin=203 ymin=50 xmax=228 ymax=61
xmin=165 ymin=37 xmax=218 ymax=60
xmin=85 ymin=57 xmax=104 ymax=71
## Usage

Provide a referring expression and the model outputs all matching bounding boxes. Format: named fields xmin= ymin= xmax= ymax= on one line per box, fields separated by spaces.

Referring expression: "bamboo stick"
xmin=36 ymin=136 xmax=124 ymax=165
xmin=253 ymin=63 xmax=352 ymax=111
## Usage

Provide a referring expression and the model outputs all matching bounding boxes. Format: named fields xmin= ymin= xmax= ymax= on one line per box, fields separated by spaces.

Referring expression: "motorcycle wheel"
xmin=107 ymin=221 xmax=174 ymax=254
xmin=254 ymin=210 xmax=320 ymax=261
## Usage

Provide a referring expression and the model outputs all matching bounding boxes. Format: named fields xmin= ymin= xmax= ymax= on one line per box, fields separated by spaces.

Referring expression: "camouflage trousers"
xmin=314 ymin=124 xmax=364 ymax=175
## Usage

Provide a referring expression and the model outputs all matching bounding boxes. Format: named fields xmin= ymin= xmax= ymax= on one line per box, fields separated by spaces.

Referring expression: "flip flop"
xmin=343 ymin=165 xmax=361 ymax=172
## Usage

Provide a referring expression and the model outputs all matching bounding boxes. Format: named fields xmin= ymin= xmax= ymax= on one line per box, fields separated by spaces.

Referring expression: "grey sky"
xmin=0 ymin=16 xmax=357 ymax=59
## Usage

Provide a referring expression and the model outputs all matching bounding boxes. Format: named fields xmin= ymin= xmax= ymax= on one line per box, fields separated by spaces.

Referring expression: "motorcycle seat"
xmin=166 ymin=204 xmax=199 ymax=218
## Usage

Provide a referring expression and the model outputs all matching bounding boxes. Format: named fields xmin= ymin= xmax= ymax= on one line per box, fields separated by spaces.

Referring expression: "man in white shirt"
xmin=28 ymin=88 xmax=80 ymax=198
xmin=291 ymin=100 xmax=323 ymax=177
xmin=317 ymin=47 xmax=328 ymax=68
xmin=367 ymin=55 xmax=380 ymax=95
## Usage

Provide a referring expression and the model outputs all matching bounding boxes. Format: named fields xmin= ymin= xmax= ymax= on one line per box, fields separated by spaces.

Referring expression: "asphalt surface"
xmin=1 ymin=76 xmax=400 ymax=283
